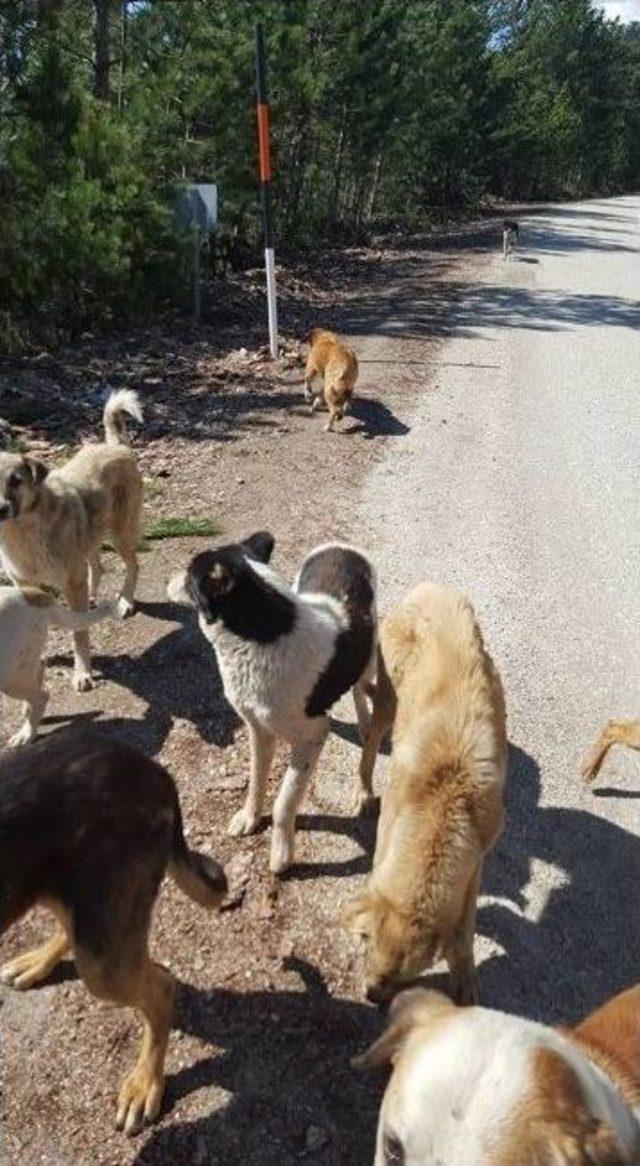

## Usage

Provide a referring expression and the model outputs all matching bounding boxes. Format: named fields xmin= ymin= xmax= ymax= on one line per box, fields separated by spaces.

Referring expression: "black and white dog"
xmin=168 ymin=533 xmax=377 ymax=873
xmin=502 ymin=218 xmax=519 ymax=260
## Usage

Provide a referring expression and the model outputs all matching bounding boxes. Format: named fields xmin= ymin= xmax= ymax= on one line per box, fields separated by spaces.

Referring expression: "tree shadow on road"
xmin=477 ymin=744 xmax=640 ymax=1025
xmin=132 ymin=957 xmax=382 ymax=1166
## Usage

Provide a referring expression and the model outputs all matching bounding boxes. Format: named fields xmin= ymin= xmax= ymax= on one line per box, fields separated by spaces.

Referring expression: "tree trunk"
xmin=93 ymin=0 xmax=111 ymax=101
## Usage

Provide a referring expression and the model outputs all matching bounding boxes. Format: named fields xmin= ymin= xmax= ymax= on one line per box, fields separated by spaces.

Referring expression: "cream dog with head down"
xmin=357 ymin=985 xmax=640 ymax=1165
xmin=343 ymin=582 xmax=507 ymax=1006
xmin=0 ymin=389 xmax=143 ymax=691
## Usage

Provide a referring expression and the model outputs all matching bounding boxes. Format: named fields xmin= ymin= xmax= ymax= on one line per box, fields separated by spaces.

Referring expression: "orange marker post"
xmin=255 ymin=24 xmax=278 ymax=358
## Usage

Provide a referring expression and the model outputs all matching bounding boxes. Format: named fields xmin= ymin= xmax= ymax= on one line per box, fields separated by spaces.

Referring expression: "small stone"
xmin=305 ymin=1126 xmax=329 ymax=1153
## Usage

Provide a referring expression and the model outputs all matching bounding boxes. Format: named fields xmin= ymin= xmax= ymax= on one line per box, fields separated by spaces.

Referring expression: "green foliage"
xmin=1 ymin=0 xmax=639 ymax=351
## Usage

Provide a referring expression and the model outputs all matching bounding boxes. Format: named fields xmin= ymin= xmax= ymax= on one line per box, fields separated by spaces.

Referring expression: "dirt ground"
xmin=0 ymin=234 xmax=490 ymax=1165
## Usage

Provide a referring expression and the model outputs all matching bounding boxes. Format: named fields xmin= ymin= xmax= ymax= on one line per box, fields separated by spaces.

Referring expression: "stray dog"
xmin=0 ymin=730 xmax=227 ymax=1136
xmin=0 ymin=585 xmax=121 ymax=746
xmin=0 ymin=389 xmax=143 ymax=692
xmin=168 ymin=533 xmax=377 ymax=873
xmin=304 ymin=328 xmax=358 ymax=432
xmin=580 ymin=718 xmax=640 ymax=783
xmin=503 ymin=218 xmax=520 ymax=259
xmin=342 ymin=582 xmax=507 ymax=1005
xmin=356 ymin=984 xmax=640 ymax=1165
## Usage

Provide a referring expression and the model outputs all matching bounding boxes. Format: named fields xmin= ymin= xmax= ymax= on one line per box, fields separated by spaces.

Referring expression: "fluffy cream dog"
xmin=0 ymin=586 xmax=120 ymax=746
xmin=357 ymin=985 xmax=640 ymax=1165
xmin=342 ymin=582 xmax=507 ymax=1005
xmin=0 ymin=390 xmax=143 ymax=691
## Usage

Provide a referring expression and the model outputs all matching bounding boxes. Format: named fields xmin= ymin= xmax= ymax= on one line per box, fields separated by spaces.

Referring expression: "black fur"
xmin=0 ymin=729 xmax=225 ymax=953
xmin=503 ymin=218 xmax=519 ymax=239
xmin=297 ymin=546 xmax=376 ymax=717
xmin=185 ymin=534 xmax=296 ymax=644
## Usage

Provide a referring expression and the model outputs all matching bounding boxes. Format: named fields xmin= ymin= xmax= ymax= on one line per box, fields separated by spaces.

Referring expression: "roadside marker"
xmin=255 ymin=24 xmax=278 ymax=359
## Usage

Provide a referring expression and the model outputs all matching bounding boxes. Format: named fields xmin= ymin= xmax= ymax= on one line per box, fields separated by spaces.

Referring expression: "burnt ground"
xmin=0 ymin=229 xmax=495 ymax=1166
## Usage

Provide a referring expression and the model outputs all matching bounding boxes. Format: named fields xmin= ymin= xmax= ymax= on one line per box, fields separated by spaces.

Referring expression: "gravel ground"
xmin=2 ymin=196 xmax=639 ymax=1165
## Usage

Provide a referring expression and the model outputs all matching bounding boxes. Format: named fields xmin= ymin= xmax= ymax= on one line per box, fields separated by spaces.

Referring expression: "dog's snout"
xmin=0 ymin=501 xmax=11 ymax=521
xmin=366 ymin=980 xmax=394 ymax=1006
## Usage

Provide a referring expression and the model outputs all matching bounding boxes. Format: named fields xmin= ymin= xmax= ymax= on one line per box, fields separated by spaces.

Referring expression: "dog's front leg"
xmin=271 ymin=727 xmax=328 ymax=874
xmin=446 ymin=864 xmax=481 ymax=1006
xmin=228 ymin=719 xmax=276 ymax=838
xmin=65 ymin=573 xmax=93 ymax=692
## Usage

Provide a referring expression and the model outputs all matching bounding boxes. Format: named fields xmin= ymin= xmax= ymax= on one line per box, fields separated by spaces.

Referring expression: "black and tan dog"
xmin=0 ymin=730 xmax=227 ymax=1135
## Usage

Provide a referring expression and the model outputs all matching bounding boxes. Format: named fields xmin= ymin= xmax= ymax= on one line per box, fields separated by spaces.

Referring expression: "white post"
xmin=265 ymin=246 xmax=278 ymax=358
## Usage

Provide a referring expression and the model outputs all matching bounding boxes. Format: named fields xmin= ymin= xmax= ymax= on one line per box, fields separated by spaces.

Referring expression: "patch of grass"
xmin=102 ymin=515 xmax=219 ymax=553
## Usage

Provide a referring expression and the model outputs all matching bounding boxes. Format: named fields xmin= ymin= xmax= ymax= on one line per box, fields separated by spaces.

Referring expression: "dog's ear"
xmin=23 ymin=457 xmax=48 ymax=485
xmin=341 ymin=891 xmax=373 ymax=938
xmin=353 ymin=988 xmax=455 ymax=1071
xmin=241 ymin=531 xmax=275 ymax=564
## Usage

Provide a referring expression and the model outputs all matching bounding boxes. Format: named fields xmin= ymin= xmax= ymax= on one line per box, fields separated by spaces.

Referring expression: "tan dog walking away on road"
xmin=580 ymin=718 xmax=640 ymax=782
xmin=0 ymin=389 xmax=143 ymax=691
xmin=343 ymin=582 xmax=507 ymax=1006
xmin=356 ymin=983 xmax=640 ymax=1165
xmin=304 ymin=328 xmax=358 ymax=431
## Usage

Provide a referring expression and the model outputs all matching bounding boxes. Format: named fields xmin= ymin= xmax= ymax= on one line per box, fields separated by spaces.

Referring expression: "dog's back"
xmin=295 ymin=543 xmax=376 ymax=716
xmin=306 ymin=330 xmax=358 ymax=388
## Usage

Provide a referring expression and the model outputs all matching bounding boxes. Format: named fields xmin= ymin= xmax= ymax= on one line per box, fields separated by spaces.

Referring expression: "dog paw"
xmin=354 ymin=791 xmax=377 ymax=817
xmin=1 ymin=951 xmax=48 ymax=990
xmin=8 ymin=723 xmax=36 ymax=748
xmin=116 ymin=596 xmax=136 ymax=619
xmin=270 ymin=825 xmax=295 ymax=874
xmin=73 ymin=672 xmax=93 ymax=693
xmin=228 ymin=807 xmax=261 ymax=837
xmin=116 ymin=1066 xmax=164 ymax=1136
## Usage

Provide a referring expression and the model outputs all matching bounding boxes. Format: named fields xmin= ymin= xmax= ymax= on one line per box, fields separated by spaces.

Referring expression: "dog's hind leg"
xmin=228 ymin=719 xmax=276 ymax=838
xmin=65 ymin=572 xmax=93 ymax=692
xmin=89 ymin=552 xmax=104 ymax=604
xmin=445 ymin=863 xmax=481 ymax=1006
xmin=111 ymin=477 xmax=142 ymax=617
xmin=0 ymin=899 xmax=71 ymax=989
xmin=580 ymin=718 xmax=640 ymax=782
xmin=7 ymin=661 xmax=49 ymax=746
xmin=271 ymin=727 xmax=329 ymax=873
xmin=77 ymin=942 xmax=174 ymax=1136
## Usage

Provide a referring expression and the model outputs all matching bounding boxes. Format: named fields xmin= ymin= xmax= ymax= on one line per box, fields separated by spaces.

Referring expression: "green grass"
xmin=103 ymin=515 xmax=219 ymax=553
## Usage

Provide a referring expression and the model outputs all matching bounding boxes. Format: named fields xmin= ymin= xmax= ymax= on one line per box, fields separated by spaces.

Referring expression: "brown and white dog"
xmin=356 ymin=985 xmax=640 ymax=1165
xmin=342 ymin=582 xmax=507 ymax=1006
xmin=0 ymin=390 xmax=143 ymax=691
xmin=304 ymin=328 xmax=358 ymax=431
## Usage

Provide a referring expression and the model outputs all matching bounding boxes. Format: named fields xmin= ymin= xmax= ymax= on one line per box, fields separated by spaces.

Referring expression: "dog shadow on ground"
xmin=282 ymin=804 xmax=380 ymax=882
xmin=349 ymin=396 xmax=410 ymax=438
xmin=132 ymin=956 xmax=382 ymax=1166
xmin=46 ymin=600 xmax=239 ymax=757
xmin=473 ymin=743 xmax=640 ymax=1024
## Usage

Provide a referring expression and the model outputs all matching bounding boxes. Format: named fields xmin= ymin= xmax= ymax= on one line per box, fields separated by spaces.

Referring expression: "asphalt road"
xmin=357 ymin=195 xmax=640 ymax=1024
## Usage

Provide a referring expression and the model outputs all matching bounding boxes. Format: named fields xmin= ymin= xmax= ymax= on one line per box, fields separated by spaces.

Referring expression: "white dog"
xmin=0 ymin=586 xmax=120 ymax=746
xmin=168 ymin=532 xmax=377 ymax=873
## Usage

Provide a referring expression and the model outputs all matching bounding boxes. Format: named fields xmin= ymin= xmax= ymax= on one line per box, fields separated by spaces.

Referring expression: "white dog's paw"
xmin=270 ymin=824 xmax=295 ymax=874
xmin=116 ymin=596 xmax=135 ymax=619
xmin=8 ymin=722 xmax=36 ymax=748
xmin=73 ymin=671 xmax=93 ymax=693
xmin=228 ymin=806 xmax=261 ymax=838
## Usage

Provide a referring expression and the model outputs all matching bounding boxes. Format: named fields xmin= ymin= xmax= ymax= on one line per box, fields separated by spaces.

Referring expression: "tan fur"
xmin=569 ymin=985 xmax=640 ymax=1110
xmin=0 ymin=391 xmax=143 ymax=691
xmin=304 ymin=328 xmax=358 ymax=432
xmin=342 ymin=582 xmax=507 ymax=1004
xmin=580 ymin=719 xmax=640 ymax=782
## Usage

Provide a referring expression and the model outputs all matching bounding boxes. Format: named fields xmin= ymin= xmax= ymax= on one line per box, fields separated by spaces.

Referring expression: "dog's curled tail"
xmin=168 ymin=791 xmax=227 ymax=908
xmin=103 ymin=389 xmax=143 ymax=446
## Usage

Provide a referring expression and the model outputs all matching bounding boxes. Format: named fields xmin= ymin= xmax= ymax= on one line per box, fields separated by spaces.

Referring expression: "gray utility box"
xmin=176 ymin=184 xmax=218 ymax=232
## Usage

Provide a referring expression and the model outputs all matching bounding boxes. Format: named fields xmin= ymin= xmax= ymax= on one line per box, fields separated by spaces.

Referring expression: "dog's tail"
xmin=168 ymin=790 xmax=227 ymax=908
xmin=46 ymin=598 xmax=122 ymax=631
xmin=103 ymin=389 xmax=143 ymax=446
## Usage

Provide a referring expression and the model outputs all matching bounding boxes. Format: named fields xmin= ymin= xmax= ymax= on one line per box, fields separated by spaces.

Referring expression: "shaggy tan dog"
xmin=0 ymin=389 xmax=143 ymax=691
xmin=342 ymin=582 xmax=507 ymax=1005
xmin=304 ymin=328 xmax=358 ymax=431
xmin=356 ymin=984 xmax=640 ymax=1165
